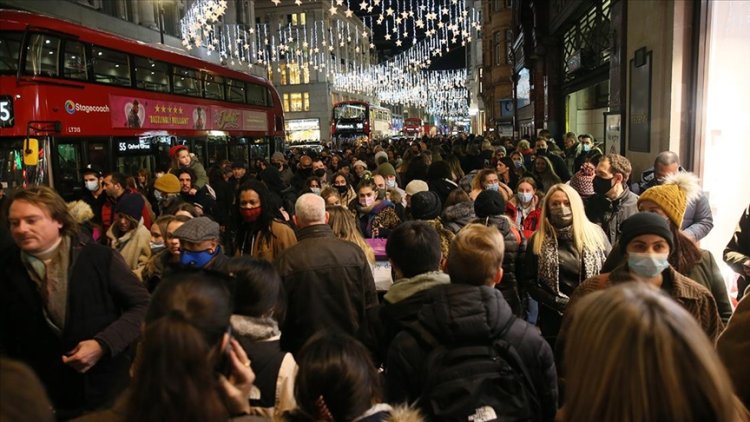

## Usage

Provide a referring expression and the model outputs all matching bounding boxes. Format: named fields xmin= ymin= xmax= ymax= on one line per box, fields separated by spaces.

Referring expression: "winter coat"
xmin=442 ymin=201 xmax=476 ymax=234
xmin=232 ymin=315 xmax=297 ymax=419
xmin=275 ymin=224 xmax=378 ymax=356
xmin=567 ymin=264 xmax=723 ymax=341
xmin=585 ymin=189 xmax=639 ymax=245
xmin=717 ymin=293 xmax=750 ymax=409
xmin=356 ymin=200 xmax=401 ymax=239
xmin=506 ymin=199 xmax=542 ymax=240
xmin=171 ymin=157 xmax=209 ymax=190
xmin=601 ymin=247 xmax=733 ymax=323
xmin=427 ymin=178 xmax=459 ymax=210
xmin=106 ymin=220 xmax=151 ymax=280
xmin=236 ymin=220 xmax=297 ymax=262
xmin=724 ymin=203 xmax=750 ymax=299
xmin=386 ymin=284 xmax=558 ymax=421
xmin=365 ymin=271 xmax=451 ymax=365
xmin=282 ymin=404 xmax=424 ymax=422
xmin=471 ymin=215 xmax=525 ymax=316
xmin=0 ymin=237 xmax=150 ymax=416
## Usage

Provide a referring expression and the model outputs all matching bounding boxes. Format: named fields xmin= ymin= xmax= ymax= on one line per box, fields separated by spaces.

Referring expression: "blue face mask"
xmin=518 ymin=192 xmax=534 ymax=204
xmin=513 ymin=160 xmax=523 ymax=168
xmin=628 ymin=253 xmax=670 ymax=278
xmin=180 ymin=248 xmax=218 ymax=268
xmin=582 ymin=144 xmax=592 ymax=152
xmin=485 ymin=183 xmax=500 ymax=191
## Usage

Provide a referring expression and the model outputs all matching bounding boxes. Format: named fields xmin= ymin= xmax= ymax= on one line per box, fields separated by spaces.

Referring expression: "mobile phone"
xmin=215 ymin=327 xmax=233 ymax=377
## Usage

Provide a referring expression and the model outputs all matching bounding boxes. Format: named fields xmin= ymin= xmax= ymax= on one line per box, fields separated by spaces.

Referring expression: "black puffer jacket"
xmin=471 ymin=215 xmax=525 ymax=316
xmin=385 ymin=284 xmax=558 ymax=421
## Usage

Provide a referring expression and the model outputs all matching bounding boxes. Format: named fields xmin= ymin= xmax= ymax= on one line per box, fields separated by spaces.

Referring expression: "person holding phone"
xmin=76 ymin=270 xmax=258 ymax=421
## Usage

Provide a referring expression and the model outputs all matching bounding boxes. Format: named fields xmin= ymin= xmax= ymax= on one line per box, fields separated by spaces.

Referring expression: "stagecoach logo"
xmin=64 ymin=100 xmax=110 ymax=115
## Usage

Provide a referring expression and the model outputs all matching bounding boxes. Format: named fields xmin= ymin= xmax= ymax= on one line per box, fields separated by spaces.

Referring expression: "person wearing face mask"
xmin=377 ymin=162 xmax=407 ymax=207
xmin=567 ymin=212 xmax=723 ymax=341
xmin=585 ymin=153 xmax=639 ymax=246
xmin=311 ymin=158 xmax=330 ymax=187
xmin=597 ymin=172 xmax=733 ymax=323
xmin=141 ymin=215 xmax=191 ymax=293
xmin=506 ymin=177 xmax=542 ymax=240
xmin=271 ymin=152 xmax=294 ymax=187
xmin=332 ymin=172 xmax=357 ymax=211
xmin=234 ymin=181 xmax=297 ymax=261
xmin=291 ymin=155 xmax=315 ymax=194
xmin=171 ymin=216 xmax=230 ymax=273
xmin=79 ymin=165 xmax=107 ymax=226
xmin=534 ymin=138 xmax=571 ymax=182
xmin=469 ymin=169 xmax=501 ymax=201
xmin=354 ymin=177 xmax=401 ymax=239
xmin=520 ymin=184 xmax=610 ymax=345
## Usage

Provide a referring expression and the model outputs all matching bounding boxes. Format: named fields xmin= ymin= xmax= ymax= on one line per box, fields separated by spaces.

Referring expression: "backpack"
xmin=406 ymin=319 xmax=540 ymax=422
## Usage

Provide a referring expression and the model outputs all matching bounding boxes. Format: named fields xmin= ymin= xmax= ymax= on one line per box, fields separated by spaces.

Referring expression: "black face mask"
xmin=536 ymin=148 xmax=547 ymax=156
xmin=593 ymin=176 xmax=614 ymax=196
xmin=313 ymin=168 xmax=326 ymax=178
xmin=335 ymin=185 xmax=348 ymax=195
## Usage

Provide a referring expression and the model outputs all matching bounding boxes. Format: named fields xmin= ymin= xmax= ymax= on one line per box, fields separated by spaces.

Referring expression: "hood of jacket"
xmin=418 ymin=284 xmax=514 ymax=343
xmin=442 ymin=201 xmax=476 ymax=223
xmin=384 ymin=271 xmax=451 ymax=304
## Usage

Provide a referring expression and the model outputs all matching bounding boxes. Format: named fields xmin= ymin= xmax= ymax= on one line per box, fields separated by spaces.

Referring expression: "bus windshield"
xmin=334 ymin=104 xmax=366 ymax=120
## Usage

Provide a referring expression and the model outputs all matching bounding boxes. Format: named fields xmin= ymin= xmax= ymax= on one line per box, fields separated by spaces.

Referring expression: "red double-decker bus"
xmin=0 ymin=10 xmax=285 ymax=199
xmin=403 ymin=117 xmax=423 ymax=137
xmin=331 ymin=100 xmax=392 ymax=147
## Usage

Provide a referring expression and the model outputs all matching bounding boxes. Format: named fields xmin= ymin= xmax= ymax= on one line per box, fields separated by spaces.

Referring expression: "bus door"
xmin=207 ymin=134 xmax=229 ymax=167
xmin=248 ymin=137 xmax=270 ymax=164
xmin=53 ymin=139 xmax=84 ymax=200
xmin=0 ymin=138 xmax=33 ymax=191
xmin=229 ymin=137 xmax=249 ymax=165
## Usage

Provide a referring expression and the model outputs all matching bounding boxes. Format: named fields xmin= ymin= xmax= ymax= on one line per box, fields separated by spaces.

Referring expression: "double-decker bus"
xmin=403 ymin=117 xmax=423 ymax=137
xmin=331 ymin=100 xmax=392 ymax=146
xmin=0 ymin=10 xmax=285 ymax=199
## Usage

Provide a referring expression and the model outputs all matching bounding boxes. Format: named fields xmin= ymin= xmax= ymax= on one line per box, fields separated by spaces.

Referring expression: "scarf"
xmin=538 ymin=226 xmax=605 ymax=297
xmin=20 ymin=236 xmax=71 ymax=335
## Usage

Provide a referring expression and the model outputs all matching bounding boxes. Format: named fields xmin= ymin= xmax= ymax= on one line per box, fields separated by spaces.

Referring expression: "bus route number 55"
xmin=0 ymin=96 xmax=13 ymax=128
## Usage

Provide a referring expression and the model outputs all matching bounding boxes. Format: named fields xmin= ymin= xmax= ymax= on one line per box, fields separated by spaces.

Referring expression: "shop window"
xmin=288 ymin=62 xmax=301 ymax=85
xmin=283 ymin=93 xmax=290 ymax=112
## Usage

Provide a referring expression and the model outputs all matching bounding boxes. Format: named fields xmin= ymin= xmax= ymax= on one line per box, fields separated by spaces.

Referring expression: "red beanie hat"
xmin=169 ymin=145 xmax=188 ymax=158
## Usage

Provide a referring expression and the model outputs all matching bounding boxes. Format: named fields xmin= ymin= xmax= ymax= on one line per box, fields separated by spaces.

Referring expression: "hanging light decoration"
xmin=179 ymin=0 xmax=476 ymax=119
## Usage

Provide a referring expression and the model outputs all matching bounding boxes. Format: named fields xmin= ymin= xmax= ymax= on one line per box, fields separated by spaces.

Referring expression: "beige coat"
xmin=106 ymin=221 xmax=151 ymax=280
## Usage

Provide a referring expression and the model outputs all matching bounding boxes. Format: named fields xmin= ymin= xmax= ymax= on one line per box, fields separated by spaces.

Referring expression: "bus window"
xmin=92 ymin=46 xmax=130 ymax=86
xmin=134 ymin=57 xmax=169 ymax=92
xmin=249 ymin=138 xmax=270 ymax=162
xmin=116 ymin=155 xmax=155 ymax=181
xmin=86 ymin=140 xmax=109 ymax=172
xmin=0 ymin=32 xmax=23 ymax=74
xmin=24 ymin=33 xmax=61 ymax=77
xmin=0 ymin=139 xmax=25 ymax=189
xmin=246 ymin=84 xmax=267 ymax=106
xmin=173 ymin=66 xmax=202 ymax=97
xmin=55 ymin=142 xmax=82 ymax=199
xmin=227 ymin=78 xmax=246 ymax=103
xmin=207 ymin=135 xmax=228 ymax=167
xmin=204 ymin=73 xmax=225 ymax=100
xmin=62 ymin=39 xmax=87 ymax=81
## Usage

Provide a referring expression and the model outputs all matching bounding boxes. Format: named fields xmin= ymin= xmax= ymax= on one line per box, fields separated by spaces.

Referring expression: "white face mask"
xmin=310 ymin=187 xmax=321 ymax=195
xmin=386 ymin=178 xmax=397 ymax=189
xmin=85 ymin=180 xmax=99 ymax=192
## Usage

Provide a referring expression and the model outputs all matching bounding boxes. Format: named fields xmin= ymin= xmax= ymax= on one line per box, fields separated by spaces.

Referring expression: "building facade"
xmin=480 ymin=0 xmax=514 ymax=138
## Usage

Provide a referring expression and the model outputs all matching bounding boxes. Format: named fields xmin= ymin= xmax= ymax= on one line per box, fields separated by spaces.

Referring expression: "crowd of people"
xmin=1 ymin=131 xmax=749 ymax=421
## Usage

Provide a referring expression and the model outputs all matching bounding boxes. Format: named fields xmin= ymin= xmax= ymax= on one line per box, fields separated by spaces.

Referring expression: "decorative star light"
xmin=345 ymin=9 xmax=354 ymax=17
xmin=359 ymin=0 xmax=368 ymax=10
xmin=385 ymin=7 xmax=395 ymax=16
xmin=329 ymin=5 xmax=337 ymax=14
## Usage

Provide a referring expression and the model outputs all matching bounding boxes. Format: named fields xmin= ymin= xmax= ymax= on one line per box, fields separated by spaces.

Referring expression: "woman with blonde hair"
xmin=561 ymin=282 xmax=749 ymax=422
xmin=468 ymin=169 xmax=512 ymax=201
xmin=520 ymin=183 xmax=610 ymax=344
xmin=531 ymin=155 xmax=561 ymax=192
xmin=327 ymin=205 xmax=375 ymax=264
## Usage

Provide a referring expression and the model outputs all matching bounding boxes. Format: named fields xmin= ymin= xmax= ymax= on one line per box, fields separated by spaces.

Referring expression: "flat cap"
xmin=173 ymin=216 xmax=220 ymax=242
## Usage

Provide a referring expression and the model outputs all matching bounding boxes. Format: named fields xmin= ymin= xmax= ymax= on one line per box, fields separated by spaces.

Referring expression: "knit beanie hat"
xmin=154 ymin=173 xmax=181 ymax=194
xmin=115 ymin=193 xmax=144 ymax=222
xmin=637 ymin=172 xmax=701 ymax=228
xmin=405 ymin=179 xmax=429 ymax=196
xmin=377 ymin=162 xmax=397 ymax=178
xmin=474 ymin=190 xmax=506 ymax=218
xmin=353 ymin=160 xmax=368 ymax=170
xmin=169 ymin=145 xmax=188 ymax=158
xmin=619 ymin=212 xmax=674 ymax=253
xmin=411 ymin=191 xmax=442 ymax=220
xmin=569 ymin=162 xmax=596 ymax=198
xmin=173 ymin=216 xmax=220 ymax=242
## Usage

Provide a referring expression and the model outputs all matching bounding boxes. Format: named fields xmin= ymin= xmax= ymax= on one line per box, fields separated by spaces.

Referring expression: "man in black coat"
xmin=365 ymin=221 xmax=451 ymax=364
xmin=535 ymin=137 xmax=572 ymax=182
xmin=386 ymin=223 xmax=558 ymax=421
xmin=0 ymin=186 xmax=150 ymax=419
xmin=275 ymin=193 xmax=377 ymax=357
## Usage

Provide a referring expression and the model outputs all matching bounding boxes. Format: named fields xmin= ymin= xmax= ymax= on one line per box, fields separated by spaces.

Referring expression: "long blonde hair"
xmin=326 ymin=205 xmax=375 ymax=264
xmin=531 ymin=184 xmax=608 ymax=255
xmin=562 ymin=282 xmax=748 ymax=422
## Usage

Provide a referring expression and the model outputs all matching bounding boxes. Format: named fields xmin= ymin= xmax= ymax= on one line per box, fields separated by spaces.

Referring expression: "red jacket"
xmin=505 ymin=202 xmax=541 ymax=240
